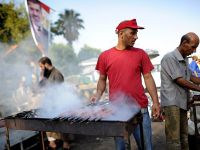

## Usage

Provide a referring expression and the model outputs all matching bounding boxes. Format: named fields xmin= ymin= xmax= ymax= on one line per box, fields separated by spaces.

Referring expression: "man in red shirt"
xmin=92 ymin=19 xmax=160 ymax=150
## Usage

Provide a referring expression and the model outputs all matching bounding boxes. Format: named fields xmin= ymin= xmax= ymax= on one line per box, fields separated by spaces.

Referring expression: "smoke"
xmin=36 ymin=83 xmax=85 ymax=118
xmin=0 ymin=40 xmax=141 ymax=122
xmin=35 ymin=88 xmax=141 ymax=121
xmin=0 ymin=38 xmax=41 ymax=117
xmin=102 ymin=92 xmax=141 ymax=121
xmin=0 ymin=39 xmax=89 ymax=119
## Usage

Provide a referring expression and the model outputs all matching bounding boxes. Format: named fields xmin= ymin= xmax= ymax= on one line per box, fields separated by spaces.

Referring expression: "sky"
xmin=14 ymin=0 xmax=200 ymax=55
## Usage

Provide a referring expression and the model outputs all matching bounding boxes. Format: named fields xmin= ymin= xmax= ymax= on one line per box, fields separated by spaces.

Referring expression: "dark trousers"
xmin=164 ymin=106 xmax=189 ymax=150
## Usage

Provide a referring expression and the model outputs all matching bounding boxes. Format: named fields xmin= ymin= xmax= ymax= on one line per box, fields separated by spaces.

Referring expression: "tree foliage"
xmin=78 ymin=44 xmax=101 ymax=61
xmin=0 ymin=2 xmax=29 ymax=44
xmin=51 ymin=9 xmax=84 ymax=46
xmin=49 ymin=43 xmax=80 ymax=76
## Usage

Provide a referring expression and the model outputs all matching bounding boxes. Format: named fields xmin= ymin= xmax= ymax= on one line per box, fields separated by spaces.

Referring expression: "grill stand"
xmin=123 ymin=129 xmax=131 ymax=150
xmin=39 ymin=131 xmax=45 ymax=150
xmin=5 ymin=112 xmax=144 ymax=150
xmin=6 ymin=127 xmax=11 ymax=150
xmin=123 ymin=112 xmax=144 ymax=150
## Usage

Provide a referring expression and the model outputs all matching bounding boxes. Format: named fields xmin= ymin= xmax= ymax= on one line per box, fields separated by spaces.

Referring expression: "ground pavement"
xmin=70 ymin=122 xmax=166 ymax=150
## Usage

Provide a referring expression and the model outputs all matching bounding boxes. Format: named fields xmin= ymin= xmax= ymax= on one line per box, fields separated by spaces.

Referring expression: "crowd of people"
xmin=91 ymin=18 xmax=200 ymax=150
xmin=1 ymin=18 xmax=200 ymax=150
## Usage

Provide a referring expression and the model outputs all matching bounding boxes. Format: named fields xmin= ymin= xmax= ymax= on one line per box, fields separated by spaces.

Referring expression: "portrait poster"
xmin=25 ymin=0 xmax=51 ymax=56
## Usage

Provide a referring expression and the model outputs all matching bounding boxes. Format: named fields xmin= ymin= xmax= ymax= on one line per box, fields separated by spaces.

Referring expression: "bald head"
xmin=180 ymin=32 xmax=199 ymax=45
xmin=178 ymin=32 xmax=199 ymax=57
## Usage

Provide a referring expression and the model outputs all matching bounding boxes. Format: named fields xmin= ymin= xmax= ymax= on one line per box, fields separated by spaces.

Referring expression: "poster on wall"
xmin=25 ymin=0 xmax=51 ymax=56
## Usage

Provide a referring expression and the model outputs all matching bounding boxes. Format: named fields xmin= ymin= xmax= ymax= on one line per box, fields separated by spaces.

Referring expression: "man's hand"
xmin=91 ymin=74 xmax=107 ymax=103
xmin=90 ymin=93 xmax=101 ymax=104
xmin=151 ymin=103 xmax=160 ymax=119
xmin=90 ymin=95 xmax=98 ymax=103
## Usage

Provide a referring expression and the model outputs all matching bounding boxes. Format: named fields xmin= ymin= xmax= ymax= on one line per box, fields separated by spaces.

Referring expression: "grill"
xmin=4 ymin=102 xmax=144 ymax=150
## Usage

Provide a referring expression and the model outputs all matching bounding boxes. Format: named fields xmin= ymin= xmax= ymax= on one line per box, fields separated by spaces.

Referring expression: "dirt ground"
xmin=69 ymin=122 xmax=166 ymax=150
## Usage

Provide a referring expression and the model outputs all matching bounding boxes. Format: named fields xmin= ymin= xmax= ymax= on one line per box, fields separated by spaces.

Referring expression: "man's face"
xmin=39 ymin=62 xmax=45 ymax=71
xmin=28 ymin=1 xmax=41 ymax=27
xmin=39 ymin=63 xmax=51 ymax=78
xmin=120 ymin=28 xmax=138 ymax=47
xmin=182 ymin=38 xmax=199 ymax=57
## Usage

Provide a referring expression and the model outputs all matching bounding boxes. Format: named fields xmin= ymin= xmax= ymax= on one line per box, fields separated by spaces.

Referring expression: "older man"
xmin=161 ymin=32 xmax=200 ymax=150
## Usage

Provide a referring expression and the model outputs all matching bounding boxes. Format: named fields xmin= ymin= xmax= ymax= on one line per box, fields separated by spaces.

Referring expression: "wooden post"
xmin=39 ymin=131 xmax=45 ymax=150
xmin=5 ymin=127 xmax=11 ymax=150
xmin=124 ymin=131 xmax=131 ymax=150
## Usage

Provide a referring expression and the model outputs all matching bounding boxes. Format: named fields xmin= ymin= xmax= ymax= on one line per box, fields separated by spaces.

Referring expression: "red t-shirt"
xmin=96 ymin=47 xmax=154 ymax=108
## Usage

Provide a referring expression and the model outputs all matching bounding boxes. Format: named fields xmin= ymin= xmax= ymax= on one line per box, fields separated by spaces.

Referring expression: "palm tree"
xmin=51 ymin=9 xmax=84 ymax=46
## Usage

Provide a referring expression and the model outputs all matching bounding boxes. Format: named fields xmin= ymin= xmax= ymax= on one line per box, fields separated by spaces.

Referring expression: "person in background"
xmin=196 ymin=58 xmax=200 ymax=69
xmin=91 ymin=19 xmax=160 ymax=150
xmin=189 ymin=55 xmax=200 ymax=77
xmin=38 ymin=57 xmax=70 ymax=150
xmin=38 ymin=56 xmax=64 ymax=86
xmin=161 ymin=32 xmax=200 ymax=150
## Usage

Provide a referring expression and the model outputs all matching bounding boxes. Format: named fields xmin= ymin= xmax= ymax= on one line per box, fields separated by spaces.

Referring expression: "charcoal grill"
xmin=4 ymin=108 xmax=144 ymax=150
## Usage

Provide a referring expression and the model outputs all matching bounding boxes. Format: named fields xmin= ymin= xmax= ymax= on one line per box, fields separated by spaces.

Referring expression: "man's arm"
xmin=175 ymin=77 xmax=200 ymax=106
xmin=91 ymin=74 xmax=107 ymax=102
xmin=143 ymin=72 xmax=160 ymax=118
xmin=53 ymin=70 xmax=64 ymax=83
xmin=55 ymin=73 xmax=64 ymax=83
xmin=175 ymin=76 xmax=200 ymax=91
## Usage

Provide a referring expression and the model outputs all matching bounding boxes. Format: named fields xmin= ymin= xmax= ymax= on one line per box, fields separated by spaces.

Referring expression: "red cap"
xmin=115 ymin=19 xmax=144 ymax=33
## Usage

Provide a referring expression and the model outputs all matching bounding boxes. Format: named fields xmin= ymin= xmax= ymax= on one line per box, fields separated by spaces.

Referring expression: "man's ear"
xmin=44 ymin=63 xmax=48 ymax=68
xmin=118 ymin=30 xmax=124 ymax=39
xmin=182 ymin=40 xmax=189 ymax=45
xmin=119 ymin=30 xmax=124 ymax=35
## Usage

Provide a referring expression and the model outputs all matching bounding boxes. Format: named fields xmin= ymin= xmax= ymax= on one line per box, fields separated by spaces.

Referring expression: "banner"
xmin=25 ymin=0 xmax=51 ymax=56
